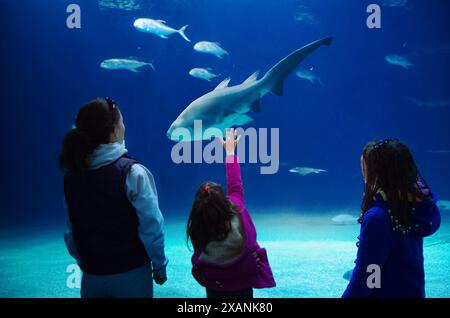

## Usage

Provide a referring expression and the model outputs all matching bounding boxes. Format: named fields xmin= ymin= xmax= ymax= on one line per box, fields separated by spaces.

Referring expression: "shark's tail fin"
xmin=261 ymin=37 xmax=333 ymax=96
xmin=178 ymin=25 xmax=191 ymax=42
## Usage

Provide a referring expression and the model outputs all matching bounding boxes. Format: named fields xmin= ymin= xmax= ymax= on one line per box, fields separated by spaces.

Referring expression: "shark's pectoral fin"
xmin=250 ymin=99 xmax=261 ymax=112
xmin=159 ymin=35 xmax=169 ymax=39
xmin=130 ymin=68 xmax=140 ymax=73
xmin=215 ymin=113 xmax=254 ymax=131
xmin=214 ymin=77 xmax=231 ymax=90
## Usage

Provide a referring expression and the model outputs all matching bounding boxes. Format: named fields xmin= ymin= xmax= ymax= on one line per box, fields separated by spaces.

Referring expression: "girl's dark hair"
xmin=360 ymin=139 xmax=430 ymax=229
xmin=59 ymin=98 xmax=120 ymax=174
xmin=186 ymin=182 xmax=239 ymax=250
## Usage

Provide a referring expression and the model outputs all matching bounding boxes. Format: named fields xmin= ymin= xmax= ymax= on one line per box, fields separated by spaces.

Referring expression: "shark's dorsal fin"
xmin=157 ymin=19 xmax=166 ymax=24
xmin=243 ymin=71 xmax=260 ymax=84
xmin=214 ymin=77 xmax=231 ymax=90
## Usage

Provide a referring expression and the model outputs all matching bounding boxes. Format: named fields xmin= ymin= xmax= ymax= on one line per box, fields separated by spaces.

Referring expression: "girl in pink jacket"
xmin=187 ymin=129 xmax=276 ymax=298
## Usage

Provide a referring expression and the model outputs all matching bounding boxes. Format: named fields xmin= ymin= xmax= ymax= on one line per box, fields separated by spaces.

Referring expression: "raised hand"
xmin=220 ymin=128 xmax=241 ymax=156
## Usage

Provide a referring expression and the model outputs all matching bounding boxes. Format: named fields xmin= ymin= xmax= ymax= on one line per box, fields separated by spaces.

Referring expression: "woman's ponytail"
xmin=59 ymin=128 xmax=97 ymax=173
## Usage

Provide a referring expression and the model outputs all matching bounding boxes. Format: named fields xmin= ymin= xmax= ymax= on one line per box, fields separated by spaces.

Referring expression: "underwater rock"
xmin=343 ymin=269 xmax=353 ymax=281
xmin=331 ymin=214 xmax=358 ymax=225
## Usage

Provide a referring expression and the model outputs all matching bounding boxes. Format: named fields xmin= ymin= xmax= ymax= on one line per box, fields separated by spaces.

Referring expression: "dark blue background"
xmin=1 ymin=0 xmax=449 ymax=228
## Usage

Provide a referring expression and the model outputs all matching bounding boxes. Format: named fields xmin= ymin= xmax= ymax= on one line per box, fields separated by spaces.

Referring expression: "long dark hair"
xmin=186 ymin=182 xmax=239 ymax=250
xmin=360 ymin=139 xmax=430 ymax=230
xmin=59 ymin=98 xmax=120 ymax=174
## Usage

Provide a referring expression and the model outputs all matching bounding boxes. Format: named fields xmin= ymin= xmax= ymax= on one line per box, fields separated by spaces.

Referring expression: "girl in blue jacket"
xmin=343 ymin=139 xmax=441 ymax=298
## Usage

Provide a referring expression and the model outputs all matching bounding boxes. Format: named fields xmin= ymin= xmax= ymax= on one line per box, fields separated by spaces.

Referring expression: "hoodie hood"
xmin=89 ymin=142 xmax=127 ymax=170
xmin=409 ymin=193 xmax=440 ymax=237
xmin=374 ymin=188 xmax=441 ymax=238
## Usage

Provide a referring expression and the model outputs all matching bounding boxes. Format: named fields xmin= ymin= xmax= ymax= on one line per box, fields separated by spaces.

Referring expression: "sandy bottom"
xmin=0 ymin=210 xmax=449 ymax=298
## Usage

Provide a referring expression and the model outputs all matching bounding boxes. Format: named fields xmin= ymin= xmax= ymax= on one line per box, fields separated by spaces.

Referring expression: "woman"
xmin=187 ymin=128 xmax=276 ymax=298
xmin=60 ymin=97 xmax=168 ymax=298
xmin=343 ymin=139 xmax=441 ymax=298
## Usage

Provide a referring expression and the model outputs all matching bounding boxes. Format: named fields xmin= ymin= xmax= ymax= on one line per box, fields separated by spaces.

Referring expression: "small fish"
xmin=194 ymin=41 xmax=229 ymax=59
xmin=189 ymin=68 xmax=220 ymax=82
xmin=406 ymin=97 xmax=450 ymax=108
xmin=100 ymin=58 xmax=155 ymax=73
xmin=437 ymin=200 xmax=450 ymax=211
xmin=99 ymin=0 xmax=141 ymax=11
xmin=382 ymin=0 xmax=408 ymax=8
xmin=331 ymin=214 xmax=358 ymax=225
xmin=133 ymin=18 xmax=190 ymax=42
xmin=385 ymin=54 xmax=414 ymax=70
xmin=289 ymin=167 xmax=327 ymax=176
xmin=294 ymin=5 xmax=317 ymax=25
xmin=296 ymin=67 xmax=323 ymax=85
xmin=343 ymin=269 xmax=353 ymax=281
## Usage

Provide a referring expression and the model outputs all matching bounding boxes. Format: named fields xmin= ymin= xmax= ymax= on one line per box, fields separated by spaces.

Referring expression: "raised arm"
xmin=221 ymin=129 xmax=244 ymax=204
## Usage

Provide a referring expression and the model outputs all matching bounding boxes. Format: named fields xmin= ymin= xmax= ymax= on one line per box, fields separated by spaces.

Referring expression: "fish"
xmin=98 ymin=0 xmax=141 ymax=11
xmin=331 ymin=214 xmax=358 ymax=225
xmin=100 ymin=58 xmax=155 ymax=73
xmin=296 ymin=67 xmax=323 ymax=85
xmin=406 ymin=97 xmax=450 ymax=108
xmin=385 ymin=54 xmax=414 ymax=70
xmin=193 ymin=41 xmax=229 ymax=59
xmin=382 ymin=0 xmax=409 ymax=8
xmin=437 ymin=200 xmax=450 ymax=211
xmin=133 ymin=18 xmax=190 ymax=42
xmin=343 ymin=269 xmax=353 ymax=281
xmin=289 ymin=167 xmax=327 ymax=176
xmin=189 ymin=68 xmax=220 ymax=82
xmin=167 ymin=37 xmax=333 ymax=141
xmin=426 ymin=150 xmax=450 ymax=154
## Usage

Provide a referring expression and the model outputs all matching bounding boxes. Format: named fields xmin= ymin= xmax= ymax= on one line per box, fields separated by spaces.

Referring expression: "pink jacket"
xmin=191 ymin=155 xmax=276 ymax=291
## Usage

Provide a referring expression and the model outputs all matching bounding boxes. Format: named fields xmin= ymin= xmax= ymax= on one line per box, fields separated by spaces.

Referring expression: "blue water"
xmin=1 ymin=0 xmax=450 ymax=297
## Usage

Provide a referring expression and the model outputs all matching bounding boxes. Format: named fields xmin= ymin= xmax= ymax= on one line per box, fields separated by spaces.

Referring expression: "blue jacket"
xmin=342 ymin=192 xmax=441 ymax=298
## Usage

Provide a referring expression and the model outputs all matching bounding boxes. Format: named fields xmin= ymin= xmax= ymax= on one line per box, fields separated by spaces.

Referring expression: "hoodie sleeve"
xmin=126 ymin=164 xmax=168 ymax=276
xmin=342 ymin=207 xmax=393 ymax=298
xmin=225 ymin=155 xmax=244 ymax=205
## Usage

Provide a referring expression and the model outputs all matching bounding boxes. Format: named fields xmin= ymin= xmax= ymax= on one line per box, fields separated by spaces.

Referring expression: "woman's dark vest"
xmin=64 ymin=154 xmax=150 ymax=275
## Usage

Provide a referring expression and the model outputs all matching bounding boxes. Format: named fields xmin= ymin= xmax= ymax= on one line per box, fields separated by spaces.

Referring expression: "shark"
xmin=167 ymin=36 xmax=333 ymax=141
